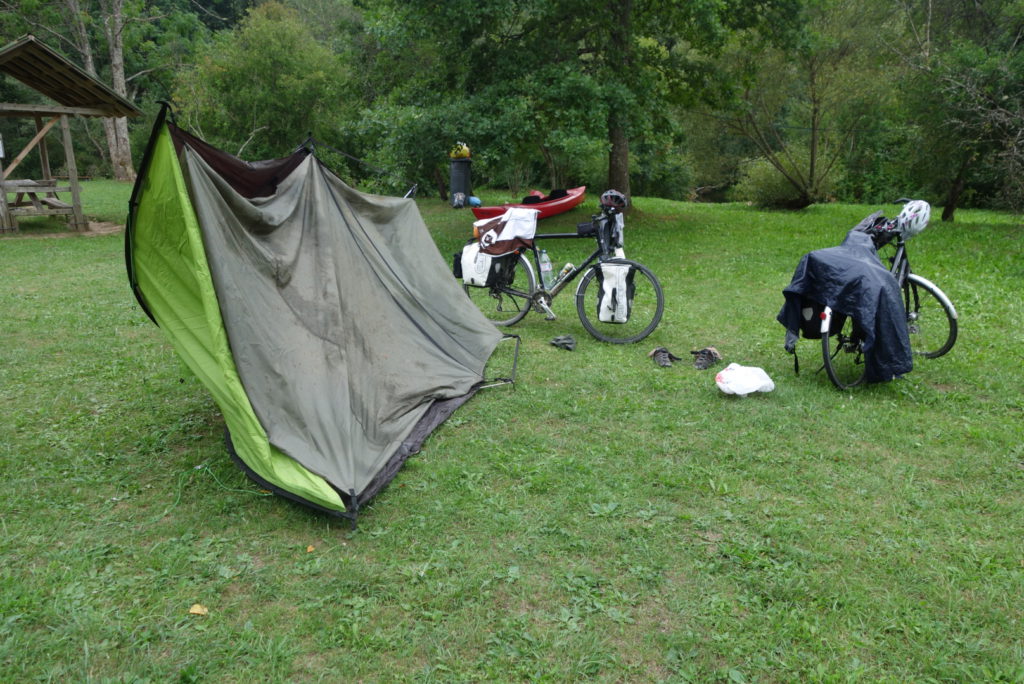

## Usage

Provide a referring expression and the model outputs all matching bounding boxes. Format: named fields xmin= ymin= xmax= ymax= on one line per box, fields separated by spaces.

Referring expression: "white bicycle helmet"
xmin=896 ymin=199 xmax=931 ymax=239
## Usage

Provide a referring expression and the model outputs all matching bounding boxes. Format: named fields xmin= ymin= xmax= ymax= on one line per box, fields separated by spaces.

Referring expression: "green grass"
xmin=2 ymin=183 xmax=1023 ymax=682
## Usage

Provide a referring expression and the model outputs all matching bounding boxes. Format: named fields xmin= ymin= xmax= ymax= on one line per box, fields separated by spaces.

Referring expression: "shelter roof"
xmin=0 ymin=35 xmax=141 ymax=118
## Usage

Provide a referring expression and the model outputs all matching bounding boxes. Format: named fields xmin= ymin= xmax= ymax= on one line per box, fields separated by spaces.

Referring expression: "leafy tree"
xmin=709 ymin=0 xmax=894 ymax=208
xmin=172 ymin=2 xmax=348 ymax=160
xmin=1 ymin=0 xmax=207 ymax=181
xmin=894 ymin=0 xmax=1024 ymax=218
xmin=360 ymin=0 xmax=804 ymax=201
xmin=187 ymin=0 xmax=249 ymax=31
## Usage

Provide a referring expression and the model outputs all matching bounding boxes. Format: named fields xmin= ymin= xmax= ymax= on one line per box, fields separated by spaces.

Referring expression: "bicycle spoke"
xmin=904 ymin=274 xmax=958 ymax=358
xmin=463 ymin=253 xmax=536 ymax=326
xmin=822 ymin=315 xmax=867 ymax=389
xmin=575 ymin=259 xmax=663 ymax=344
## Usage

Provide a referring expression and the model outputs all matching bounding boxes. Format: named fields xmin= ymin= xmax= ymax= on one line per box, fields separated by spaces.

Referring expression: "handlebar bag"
xmin=596 ymin=261 xmax=635 ymax=323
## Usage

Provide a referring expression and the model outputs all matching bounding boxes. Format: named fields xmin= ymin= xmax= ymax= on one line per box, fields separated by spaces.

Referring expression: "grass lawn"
xmin=2 ymin=180 xmax=1022 ymax=682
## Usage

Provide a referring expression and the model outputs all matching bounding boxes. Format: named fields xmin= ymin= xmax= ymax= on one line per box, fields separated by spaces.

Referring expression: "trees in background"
xmin=345 ymin=0 xmax=806 ymax=200
xmin=2 ymin=0 xmax=1021 ymax=214
xmin=1 ymin=0 xmax=205 ymax=181
xmin=171 ymin=2 xmax=347 ymax=161
xmin=351 ymin=0 xmax=610 ymax=196
xmin=708 ymin=0 xmax=897 ymax=208
xmin=894 ymin=0 xmax=1024 ymax=218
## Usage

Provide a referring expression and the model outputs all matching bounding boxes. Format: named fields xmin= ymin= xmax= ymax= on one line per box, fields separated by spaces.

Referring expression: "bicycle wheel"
xmin=463 ymin=252 xmax=536 ymax=326
xmin=821 ymin=310 xmax=868 ymax=390
xmin=575 ymin=259 xmax=664 ymax=344
xmin=904 ymin=273 xmax=958 ymax=358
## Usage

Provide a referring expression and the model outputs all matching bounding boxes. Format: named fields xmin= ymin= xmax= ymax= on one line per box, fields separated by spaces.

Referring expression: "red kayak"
xmin=471 ymin=186 xmax=586 ymax=220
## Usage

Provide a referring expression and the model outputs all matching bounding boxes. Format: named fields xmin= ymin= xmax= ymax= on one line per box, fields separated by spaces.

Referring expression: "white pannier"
xmin=595 ymin=261 xmax=635 ymax=323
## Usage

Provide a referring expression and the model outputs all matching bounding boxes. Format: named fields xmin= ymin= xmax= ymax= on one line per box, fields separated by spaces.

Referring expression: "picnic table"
xmin=0 ymin=179 xmax=77 ymax=231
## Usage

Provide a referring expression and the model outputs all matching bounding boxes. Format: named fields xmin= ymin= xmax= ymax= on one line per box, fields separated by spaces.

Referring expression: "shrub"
xmin=730 ymin=146 xmax=844 ymax=208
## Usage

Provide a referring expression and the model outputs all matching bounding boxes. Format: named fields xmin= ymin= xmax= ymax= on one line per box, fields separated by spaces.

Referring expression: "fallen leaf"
xmin=307 ymin=545 xmax=315 ymax=553
xmin=189 ymin=604 xmax=209 ymax=616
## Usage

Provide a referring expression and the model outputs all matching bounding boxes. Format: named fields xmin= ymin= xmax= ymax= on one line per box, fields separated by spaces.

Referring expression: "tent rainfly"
xmin=125 ymin=105 xmax=503 ymax=521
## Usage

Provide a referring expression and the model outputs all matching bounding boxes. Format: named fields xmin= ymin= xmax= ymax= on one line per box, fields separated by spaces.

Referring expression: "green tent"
xmin=126 ymin=106 xmax=502 ymax=521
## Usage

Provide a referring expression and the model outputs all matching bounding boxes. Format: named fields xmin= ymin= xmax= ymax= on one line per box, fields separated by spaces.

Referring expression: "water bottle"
xmin=539 ymin=249 xmax=553 ymax=288
xmin=556 ymin=263 xmax=574 ymax=284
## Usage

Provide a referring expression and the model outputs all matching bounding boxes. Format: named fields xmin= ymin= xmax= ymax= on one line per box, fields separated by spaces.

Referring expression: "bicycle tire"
xmin=821 ymin=310 xmax=868 ymax=390
xmin=463 ymin=252 xmax=536 ymax=327
xmin=575 ymin=259 xmax=664 ymax=344
xmin=904 ymin=273 xmax=958 ymax=359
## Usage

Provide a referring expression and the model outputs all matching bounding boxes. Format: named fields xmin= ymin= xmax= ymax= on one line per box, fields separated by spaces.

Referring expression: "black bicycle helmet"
xmin=600 ymin=189 xmax=628 ymax=209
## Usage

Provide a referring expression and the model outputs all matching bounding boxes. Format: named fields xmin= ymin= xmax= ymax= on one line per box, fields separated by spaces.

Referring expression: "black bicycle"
xmin=821 ymin=200 xmax=958 ymax=389
xmin=463 ymin=199 xmax=664 ymax=344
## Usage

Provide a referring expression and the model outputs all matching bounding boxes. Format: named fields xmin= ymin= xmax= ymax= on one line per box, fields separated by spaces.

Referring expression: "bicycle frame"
xmin=521 ymin=207 xmax=623 ymax=303
xmin=819 ymin=232 xmax=957 ymax=370
xmin=524 ymin=238 xmax=601 ymax=297
xmin=885 ymin=239 xmax=911 ymax=283
xmin=463 ymin=201 xmax=664 ymax=343
xmin=882 ymin=238 xmax=958 ymax=320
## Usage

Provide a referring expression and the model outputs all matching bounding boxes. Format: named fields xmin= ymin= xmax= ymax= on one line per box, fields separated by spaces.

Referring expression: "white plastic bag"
xmin=715 ymin=362 xmax=775 ymax=396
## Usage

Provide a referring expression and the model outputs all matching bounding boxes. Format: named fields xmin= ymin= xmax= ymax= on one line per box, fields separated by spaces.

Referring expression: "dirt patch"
xmin=82 ymin=221 xmax=124 ymax=236
xmin=1 ymin=221 xmax=124 ymax=239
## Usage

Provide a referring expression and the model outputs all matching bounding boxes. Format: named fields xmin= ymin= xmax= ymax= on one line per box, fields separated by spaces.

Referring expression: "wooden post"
xmin=0 ymin=184 xmax=14 ymax=232
xmin=0 ymin=147 xmax=12 ymax=231
xmin=35 ymin=115 xmax=52 ymax=182
xmin=60 ymin=114 xmax=87 ymax=230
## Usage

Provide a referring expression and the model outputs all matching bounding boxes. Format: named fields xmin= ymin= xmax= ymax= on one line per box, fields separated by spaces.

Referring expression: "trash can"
xmin=450 ymin=158 xmax=472 ymax=208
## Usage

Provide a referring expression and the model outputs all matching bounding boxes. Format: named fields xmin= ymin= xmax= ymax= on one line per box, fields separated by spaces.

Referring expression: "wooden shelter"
xmin=0 ymin=35 xmax=141 ymax=232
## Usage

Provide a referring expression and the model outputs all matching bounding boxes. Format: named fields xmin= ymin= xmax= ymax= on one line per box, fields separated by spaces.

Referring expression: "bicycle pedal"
xmin=534 ymin=298 xmax=557 ymax=320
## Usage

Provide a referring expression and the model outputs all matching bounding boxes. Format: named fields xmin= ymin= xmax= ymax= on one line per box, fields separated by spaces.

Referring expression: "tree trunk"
xmin=540 ymin=145 xmax=560 ymax=190
xmin=61 ymin=0 xmax=136 ymax=181
xmin=606 ymin=0 xmax=632 ymax=200
xmin=941 ymin=156 xmax=971 ymax=222
xmin=101 ymin=0 xmax=136 ymax=181
xmin=432 ymin=166 xmax=448 ymax=201
xmin=608 ymin=121 xmax=630 ymax=197
xmin=807 ymin=61 xmax=819 ymax=199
